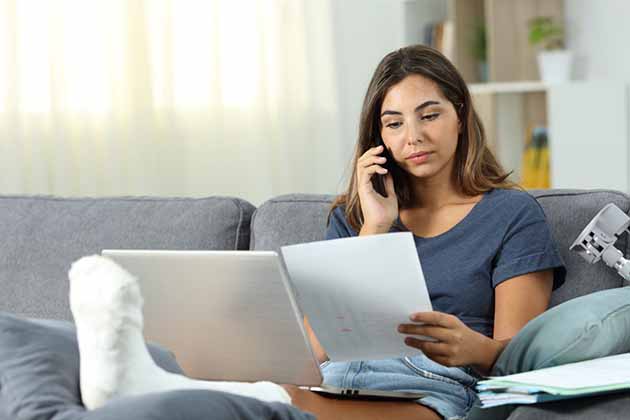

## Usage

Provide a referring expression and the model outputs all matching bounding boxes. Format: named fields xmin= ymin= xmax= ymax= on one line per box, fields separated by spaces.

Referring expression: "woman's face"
xmin=379 ymin=74 xmax=460 ymax=182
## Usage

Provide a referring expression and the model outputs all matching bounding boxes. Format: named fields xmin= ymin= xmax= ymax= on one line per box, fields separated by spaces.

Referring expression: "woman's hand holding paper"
xmin=398 ymin=311 xmax=505 ymax=375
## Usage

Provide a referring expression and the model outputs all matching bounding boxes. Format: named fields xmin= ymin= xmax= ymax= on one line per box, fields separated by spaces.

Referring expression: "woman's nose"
xmin=406 ymin=120 xmax=423 ymax=144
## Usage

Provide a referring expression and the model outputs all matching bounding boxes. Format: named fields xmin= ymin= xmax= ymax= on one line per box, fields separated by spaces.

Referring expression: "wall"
xmin=330 ymin=0 xmax=406 ymax=184
xmin=328 ymin=0 xmax=455 ymax=188
xmin=565 ymin=0 xmax=630 ymax=81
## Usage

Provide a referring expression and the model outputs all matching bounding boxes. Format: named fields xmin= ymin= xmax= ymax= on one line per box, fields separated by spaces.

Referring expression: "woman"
xmin=283 ymin=45 xmax=566 ymax=420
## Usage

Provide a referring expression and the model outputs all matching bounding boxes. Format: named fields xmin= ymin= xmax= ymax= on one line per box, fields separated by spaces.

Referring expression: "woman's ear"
xmin=456 ymin=103 xmax=464 ymax=134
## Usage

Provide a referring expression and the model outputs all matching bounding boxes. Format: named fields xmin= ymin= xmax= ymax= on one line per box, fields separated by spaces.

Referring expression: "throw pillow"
xmin=467 ymin=287 xmax=630 ymax=420
xmin=492 ymin=286 xmax=630 ymax=376
xmin=0 ymin=313 xmax=314 ymax=420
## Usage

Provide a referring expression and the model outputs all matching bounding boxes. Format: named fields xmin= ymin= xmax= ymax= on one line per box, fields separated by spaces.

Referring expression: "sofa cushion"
xmin=529 ymin=189 xmax=630 ymax=306
xmin=509 ymin=393 xmax=630 ymax=420
xmin=0 ymin=195 xmax=255 ymax=320
xmin=250 ymin=194 xmax=334 ymax=251
xmin=0 ymin=312 xmax=313 ymax=420
xmin=0 ymin=312 xmax=180 ymax=420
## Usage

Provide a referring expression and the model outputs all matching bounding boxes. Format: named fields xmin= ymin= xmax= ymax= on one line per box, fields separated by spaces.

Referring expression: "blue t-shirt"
xmin=325 ymin=188 xmax=566 ymax=338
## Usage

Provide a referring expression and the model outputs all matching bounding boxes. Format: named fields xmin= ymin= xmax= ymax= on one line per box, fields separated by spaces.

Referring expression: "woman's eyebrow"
xmin=380 ymin=100 xmax=441 ymax=117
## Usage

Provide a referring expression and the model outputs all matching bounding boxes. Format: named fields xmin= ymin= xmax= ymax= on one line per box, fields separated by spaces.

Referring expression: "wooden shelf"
xmin=469 ymin=81 xmax=548 ymax=95
xmin=412 ymin=0 xmax=564 ymax=184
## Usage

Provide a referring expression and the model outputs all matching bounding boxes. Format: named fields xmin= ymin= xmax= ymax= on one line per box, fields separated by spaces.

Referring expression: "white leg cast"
xmin=69 ymin=255 xmax=292 ymax=410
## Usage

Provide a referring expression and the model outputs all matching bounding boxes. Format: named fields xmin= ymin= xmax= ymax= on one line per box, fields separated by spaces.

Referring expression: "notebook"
xmin=477 ymin=352 xmax=630 ymax=408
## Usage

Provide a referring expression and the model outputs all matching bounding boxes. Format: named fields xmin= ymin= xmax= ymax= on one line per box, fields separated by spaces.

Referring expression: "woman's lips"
xmin=407 ymin=152 xmax=432 ymax=164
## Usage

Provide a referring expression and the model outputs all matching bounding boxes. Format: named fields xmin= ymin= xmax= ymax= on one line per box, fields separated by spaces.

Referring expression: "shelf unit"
xmin=456 ymin=0 xmax=563 ymax=183
xmin=442 ymin=0 xmax=564 ymax=84
xmin=473 ymin=80 xmax=630 ymax=191
xmin=468 ymin=81 xmax=547 ymax=95
xmin=406 ymin=0 xmax=630 ymax=192
xmin=408 ymin=0 xmax=564 ymax=183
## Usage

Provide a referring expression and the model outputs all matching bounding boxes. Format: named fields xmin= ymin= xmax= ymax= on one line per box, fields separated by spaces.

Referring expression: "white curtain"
xmin=0 ymin=0 xmax=344 ymax=205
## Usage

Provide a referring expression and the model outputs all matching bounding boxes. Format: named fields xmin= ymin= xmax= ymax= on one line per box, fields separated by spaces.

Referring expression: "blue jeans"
xmin=321 ymin=353 xmax=482 ymax=420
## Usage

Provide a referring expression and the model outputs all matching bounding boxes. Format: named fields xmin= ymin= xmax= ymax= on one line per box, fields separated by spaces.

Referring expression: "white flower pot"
xmin=537 ymin=50 xmax=573 ymax=84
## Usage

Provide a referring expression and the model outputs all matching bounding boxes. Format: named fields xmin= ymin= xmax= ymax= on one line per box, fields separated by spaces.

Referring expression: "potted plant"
xmin=471 ymin=19 xmax=488 ymax=82
xmin=528 ymin=16 xmax=572 ymax=83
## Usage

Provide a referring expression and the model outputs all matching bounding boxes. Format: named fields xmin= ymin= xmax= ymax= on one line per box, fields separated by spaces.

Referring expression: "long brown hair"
xmin=331 ymin=44 xmax=517 ymax=232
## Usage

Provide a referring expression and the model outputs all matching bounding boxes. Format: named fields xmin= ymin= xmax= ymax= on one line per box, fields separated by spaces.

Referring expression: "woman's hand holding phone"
xmin=356 ymin=144 xmax=398 ymax=234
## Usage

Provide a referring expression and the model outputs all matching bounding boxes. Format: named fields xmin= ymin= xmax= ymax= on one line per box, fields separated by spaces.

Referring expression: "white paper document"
xmin=280 ymin=232 xmax=432 ymax=362
xmin=483 ymin=352 xmax=630 ymax=391
xmin=477 ymin=353 xmax=630 ymax=407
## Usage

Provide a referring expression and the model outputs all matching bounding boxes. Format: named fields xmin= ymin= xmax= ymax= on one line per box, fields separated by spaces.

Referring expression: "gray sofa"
xmin=1 ymin=189 xmax=630 ymax=419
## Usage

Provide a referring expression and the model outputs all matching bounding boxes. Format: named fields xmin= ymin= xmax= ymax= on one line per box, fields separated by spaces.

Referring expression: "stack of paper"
xmin=280 ymin=232 xmax=433 ymax=362
xmin=477 ymin=353 xmax=630 ymax=408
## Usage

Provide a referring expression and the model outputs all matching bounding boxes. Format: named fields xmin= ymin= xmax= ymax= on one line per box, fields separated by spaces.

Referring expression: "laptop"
xmin=102 ymin=249 xmax=424 ymax=400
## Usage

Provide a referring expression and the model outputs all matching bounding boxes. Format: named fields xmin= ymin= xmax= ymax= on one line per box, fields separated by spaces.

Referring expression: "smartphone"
xmin=371 ymin=136 xmax=394 ymax=197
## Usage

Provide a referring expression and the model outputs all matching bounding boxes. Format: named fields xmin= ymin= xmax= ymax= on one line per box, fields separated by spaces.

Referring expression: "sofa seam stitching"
xmin=533 ymin=191 xmax=630 ymax=201
xmin=232 ymin=198 xmax=245 ymax=251
xmin=0 ymin=195 xmax=242 ymax=203
xmin=250 ymin=208 xmax=259 ymax=250
xmin=263 ymin=198 xmax=333 ymax=205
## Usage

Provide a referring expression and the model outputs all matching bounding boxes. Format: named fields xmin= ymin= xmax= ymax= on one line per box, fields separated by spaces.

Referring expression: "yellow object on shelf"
xmin=521 ymin=126 xmax=550 ymax=189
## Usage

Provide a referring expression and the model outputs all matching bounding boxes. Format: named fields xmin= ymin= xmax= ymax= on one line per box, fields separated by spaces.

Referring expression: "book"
xmin=520 ymin=126 xmax=550 ymax=189
xmin=423 ymin=20 xmax=454 ymax=61
xmin=476 ymin=353 xmax=630 ymax=408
